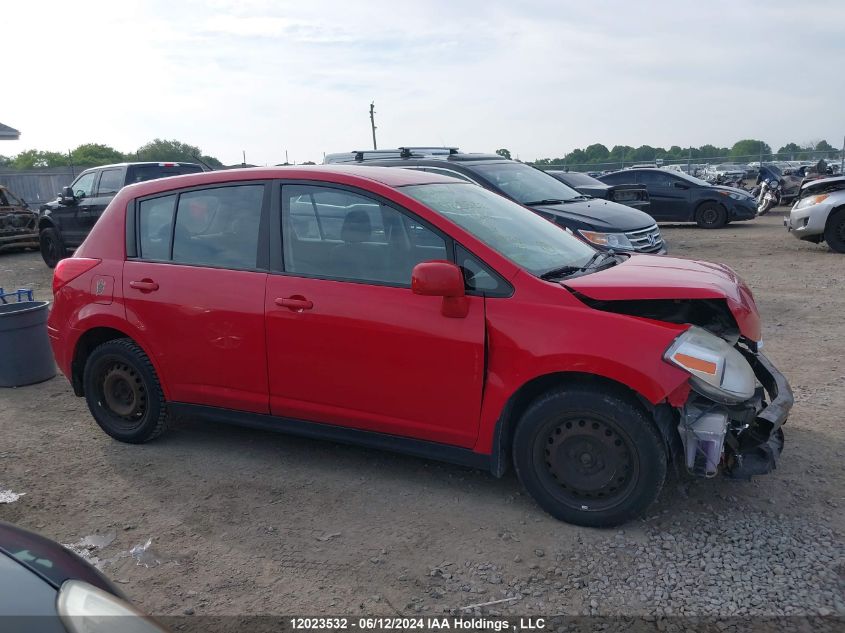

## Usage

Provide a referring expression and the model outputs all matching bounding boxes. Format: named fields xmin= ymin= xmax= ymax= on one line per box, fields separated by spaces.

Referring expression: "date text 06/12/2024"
xmin=289 ymin=617 xmax=547 ymax=631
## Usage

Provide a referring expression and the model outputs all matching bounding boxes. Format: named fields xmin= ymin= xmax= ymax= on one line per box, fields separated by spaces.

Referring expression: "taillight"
xmin=53 ymin=258 xmax=101 ymax=294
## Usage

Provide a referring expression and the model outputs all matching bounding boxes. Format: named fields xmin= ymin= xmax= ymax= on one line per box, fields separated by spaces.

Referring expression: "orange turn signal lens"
xmin=673 ymin=352 xmax=718 ymax=376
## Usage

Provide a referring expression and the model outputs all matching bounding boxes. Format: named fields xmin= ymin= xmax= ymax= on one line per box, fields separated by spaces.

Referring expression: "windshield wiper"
xmin=539 ymin=251 xmax=617 ymax=281
xmin=525 ymin=198 xmax=566 ymax=206
xmin=539 ymin=265 xmax=581 ymax=280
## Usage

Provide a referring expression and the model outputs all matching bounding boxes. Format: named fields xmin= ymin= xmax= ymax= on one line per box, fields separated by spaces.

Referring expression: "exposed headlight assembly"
xmin=578 ymin=230 xmax=633 ymax=250
xmin=794 ymin=193 xmax=830 ymax=210
xmin=57 ymin=580 xmax=169 ymax=633
xmin=664 ymin=326 xmax=756 ymax=404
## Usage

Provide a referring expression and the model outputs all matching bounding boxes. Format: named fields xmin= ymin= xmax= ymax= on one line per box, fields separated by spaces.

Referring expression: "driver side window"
xmin=72 ymin=172 xmax=97 ymax=199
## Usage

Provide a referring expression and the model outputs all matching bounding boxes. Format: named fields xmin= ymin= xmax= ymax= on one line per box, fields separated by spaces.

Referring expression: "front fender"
xmin=475 ymin=299 xmax=690 ymax=455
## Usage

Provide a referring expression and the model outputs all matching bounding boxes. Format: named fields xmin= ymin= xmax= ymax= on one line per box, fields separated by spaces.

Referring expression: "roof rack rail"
xmin=351 ymin=149 xmax=407 ymax=162
xmin=397 ymin=146 xmax=460 ymax=158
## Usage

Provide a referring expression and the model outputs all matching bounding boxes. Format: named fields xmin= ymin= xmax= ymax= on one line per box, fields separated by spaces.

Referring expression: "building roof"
xmin=0 ymin=123 xmax=20 ymax=140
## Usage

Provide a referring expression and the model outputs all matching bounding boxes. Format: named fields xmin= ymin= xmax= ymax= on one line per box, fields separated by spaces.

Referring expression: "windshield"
xmin=467 ymin=162 xmax=581 ymax=204
xmin=550 ymin=171 xmax=599 ymax=187
xmin=401 ymin=183 xmax=595 ymax=275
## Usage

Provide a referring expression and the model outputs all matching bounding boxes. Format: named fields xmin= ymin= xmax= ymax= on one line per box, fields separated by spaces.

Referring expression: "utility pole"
xmin=68 ymin=149 xmax=75 ymax=177
xmin=841 ymin=135 xmax=844 ymax=174
xmin=285 ymin=150 xmax=289 ymax=165
xmin=242 ymin=150 xmax=246 ymax=166
xmin=369 ymin=102 xmax=378 ymax=150
xmin=687 ymin=146 xmax=692 ymax=174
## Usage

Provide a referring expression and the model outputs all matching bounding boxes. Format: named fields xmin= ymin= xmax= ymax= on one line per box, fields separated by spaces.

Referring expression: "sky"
xmin=3 ymin=0 xmax=844 ymax=165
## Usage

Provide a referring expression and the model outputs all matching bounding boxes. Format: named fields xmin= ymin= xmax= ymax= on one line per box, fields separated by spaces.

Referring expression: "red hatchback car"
xmin=48 ymin=166 xmax=793 ymax=526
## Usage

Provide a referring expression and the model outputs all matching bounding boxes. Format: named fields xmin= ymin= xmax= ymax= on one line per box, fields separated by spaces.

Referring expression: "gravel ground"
xmin=0 ymin=210 xmax=843 ymax=621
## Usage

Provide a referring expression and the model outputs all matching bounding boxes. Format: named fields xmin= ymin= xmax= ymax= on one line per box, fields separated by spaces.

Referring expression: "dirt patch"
xmin=0 ymin=212 xmax=843 ymax=617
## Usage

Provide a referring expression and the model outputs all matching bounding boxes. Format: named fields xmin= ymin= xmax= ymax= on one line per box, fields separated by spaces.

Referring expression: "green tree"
xmin=814 ymin=139 xmax=837 ymax=158
xmin=730 ymin=139 xmax=771 ymax=160
xmin=10 ymin=149 xmax=69 ymax=169
xmin=777 ymin=142 xmax=803 ymax=157
xmin=495 ymin=148 xmax=512 ymax=160
xmin=134 ymin=138 xmax=222 ymax=167
xmin=70 ymin=143 xmax=124 ymax=168
xmin=584 ymin=143 xmax=609 ymax=163
xmin=631 ymin=145 xmax=657 ymax=162
xmin=0 ymin=154 xmax=11 ymax=167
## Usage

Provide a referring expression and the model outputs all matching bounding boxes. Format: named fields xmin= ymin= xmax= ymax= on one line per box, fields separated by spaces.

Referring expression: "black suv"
xmin=38 ymin=161 xmax=204 ymax=267
xmin=324 ymin=148 xmax=666 ymax=255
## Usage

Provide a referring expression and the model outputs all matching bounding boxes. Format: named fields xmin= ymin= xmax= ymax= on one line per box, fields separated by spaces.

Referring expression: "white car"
xmin=785 ymin=176 xmax=845 ymax=252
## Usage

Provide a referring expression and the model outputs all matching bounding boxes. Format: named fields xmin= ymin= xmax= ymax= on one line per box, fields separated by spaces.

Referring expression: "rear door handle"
xmin=275 ymin=296 xmax=313 ymax=311
xmin=129 ymin=279 xmax=159 ymax=292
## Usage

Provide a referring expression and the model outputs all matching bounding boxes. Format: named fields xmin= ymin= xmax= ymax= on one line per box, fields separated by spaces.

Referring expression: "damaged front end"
xmin=669 ymin=332 xmax=793 ymax=480
xmin=571 ymin=292 xmax=793 ymax=480
xmin=0 ymin=187 xmax=39 ymax=252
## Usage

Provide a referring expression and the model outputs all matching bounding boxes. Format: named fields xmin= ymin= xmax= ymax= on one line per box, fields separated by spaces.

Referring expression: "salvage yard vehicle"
xmin=38 ymin=161 xmax=204 ymax=268
xmin=0 ymin=185 xmax=38 ymax=253
xmin=325 ymin=147 xmax=666 ymax=254
xmin=599 ymin=168 xmax=758 ymax=228
xmin=48 ymin=166 xmax=793 ymax=527
xmin=544 ymin=170 xmax=651 ymax=214
xmin=0 ymin=521 xmax=167 ymax=633
xmin=785 ymin=175 xmax=845 ymax=253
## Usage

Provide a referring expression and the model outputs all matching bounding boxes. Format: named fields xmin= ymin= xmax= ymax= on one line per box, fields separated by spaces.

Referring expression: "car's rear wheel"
xmin=512 ymin=387 xmax=666 ymax=527
xmin=824 ymin=208 xmax=845 ymax=253
xmin=695 ymin=202 xmax=727 ymax=228
xmin=39 ymin=228 xmax=67 ymax=268
xmin=83 ymin=339 xmax=170 ymax=443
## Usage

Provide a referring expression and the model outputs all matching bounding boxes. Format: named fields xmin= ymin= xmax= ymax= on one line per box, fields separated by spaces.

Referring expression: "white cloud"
xmin=2 ymin=0 xmax=843 ymax=164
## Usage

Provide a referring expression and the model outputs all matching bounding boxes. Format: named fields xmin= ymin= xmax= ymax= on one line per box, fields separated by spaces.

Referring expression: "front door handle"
xmin=129 ymin=279 xmax=159 ymax=292
xmin=275 ymin=296 xmax=313 ymax=311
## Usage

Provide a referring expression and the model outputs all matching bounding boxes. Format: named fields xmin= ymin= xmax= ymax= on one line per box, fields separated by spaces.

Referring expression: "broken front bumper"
xmin=677 ymin=352 xmax=794 ymax=479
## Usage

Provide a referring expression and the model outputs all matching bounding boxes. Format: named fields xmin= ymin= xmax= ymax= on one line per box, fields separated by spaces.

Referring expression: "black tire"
xmin=82 ymin=338 xmax=170 ymax=443
xmin=824 ymin=208 xmax=845 ymax=253
xmin=512 ymin=387 xmax=667 ymax=527
xmin=39 ymin=227 xmax=67 ymax=268
xmin=695 ymin=202 xmax=727 ymax=229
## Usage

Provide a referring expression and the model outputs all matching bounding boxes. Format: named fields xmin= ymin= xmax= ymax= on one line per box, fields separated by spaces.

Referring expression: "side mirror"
xmin=60 ymin=186 xmax=76 ymax=205
xmin=411 ymin=261 xmax=468 ymax=318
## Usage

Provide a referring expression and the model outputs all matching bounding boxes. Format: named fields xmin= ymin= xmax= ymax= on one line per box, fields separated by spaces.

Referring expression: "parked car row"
xmin=324 ymin=148 xmax=667 ymax=254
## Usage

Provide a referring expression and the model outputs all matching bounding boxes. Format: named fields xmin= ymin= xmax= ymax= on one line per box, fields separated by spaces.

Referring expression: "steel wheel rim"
xmin=535 ymin=414 xmax=639 ymax=512
xmin=702 ymin=208 xmax=718 ymax=224
xmin=98 ymin=360 xmax=147 ymax=426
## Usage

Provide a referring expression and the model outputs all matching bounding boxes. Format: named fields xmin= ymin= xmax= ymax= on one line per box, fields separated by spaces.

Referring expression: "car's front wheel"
xmin=695 ymin=202 xmax=727 ymax=228
xmin=83 ymin=339 xmax=170 ymax=443
xmin=39 ymin=227 xmax=67 ymax=268
xmin=824 ymin=208 xmax=845 ymax=253
xmin=512 ymin=387 xmax=667 ymax=527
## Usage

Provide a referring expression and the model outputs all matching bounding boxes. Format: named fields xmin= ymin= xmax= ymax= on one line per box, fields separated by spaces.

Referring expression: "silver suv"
xmin=785 ymin=176 xmax=845 ymax=253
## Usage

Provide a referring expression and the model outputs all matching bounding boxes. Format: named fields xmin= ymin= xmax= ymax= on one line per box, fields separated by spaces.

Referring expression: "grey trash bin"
xmin=0 ymin=301 xmax=56 ymax=387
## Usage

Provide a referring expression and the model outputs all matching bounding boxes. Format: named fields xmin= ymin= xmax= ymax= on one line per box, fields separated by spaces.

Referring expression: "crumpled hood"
xmin=563 ymin=255 xmax=762 ymax=341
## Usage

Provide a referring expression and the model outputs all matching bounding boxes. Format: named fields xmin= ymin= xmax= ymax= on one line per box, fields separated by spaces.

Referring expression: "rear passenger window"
xmin=172 ymin=185 xmax=264 ymax=269
xmin=97 ymin=169 xmax=123 ymax=196
xmin=282 ymin=185 xmax=447 ymax=285
xmin=138 ymin=195 xmax=177 ymax=260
